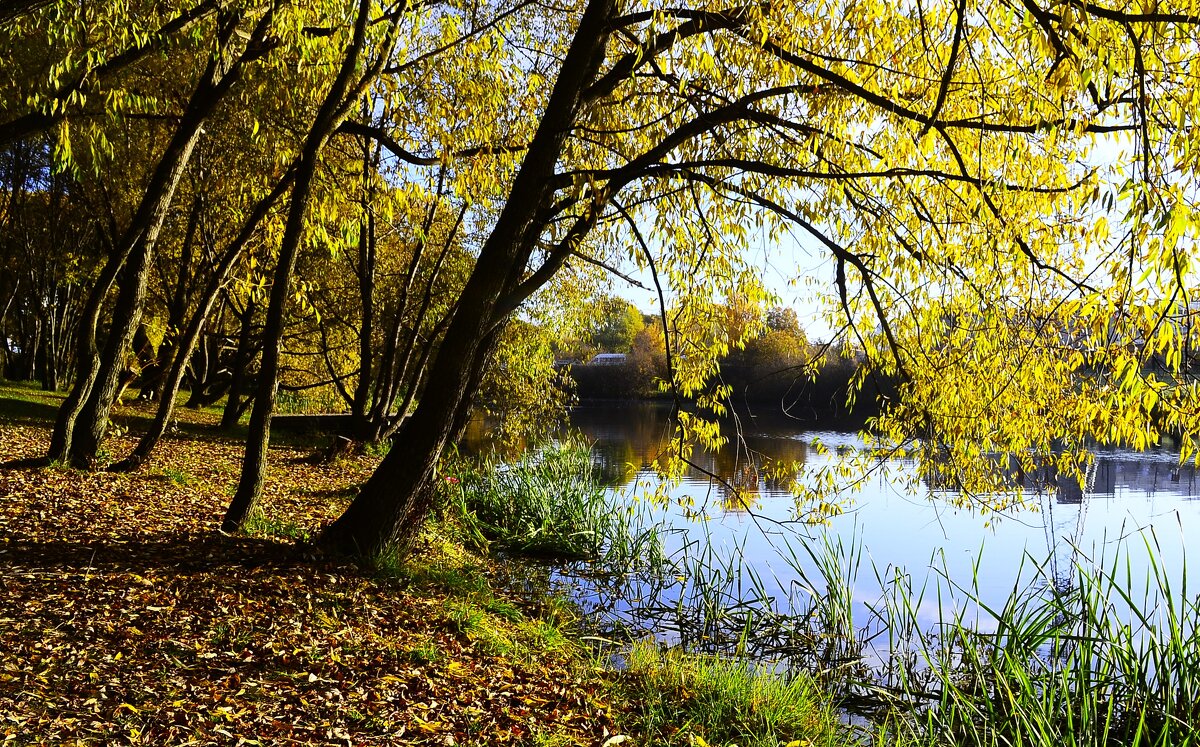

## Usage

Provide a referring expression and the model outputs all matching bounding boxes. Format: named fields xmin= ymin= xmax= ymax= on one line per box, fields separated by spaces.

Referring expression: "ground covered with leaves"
xmin=0 ymin=390 xmax=620 ymax=746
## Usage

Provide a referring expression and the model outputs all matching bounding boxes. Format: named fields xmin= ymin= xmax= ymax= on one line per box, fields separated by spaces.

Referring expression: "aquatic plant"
xmin=615 ymin=639 xmax=844 ymax=747
xmin=444 ymin=438 xmax=663 ymax=567
xmin=873 ymin=528 xmax=1200 ymax=746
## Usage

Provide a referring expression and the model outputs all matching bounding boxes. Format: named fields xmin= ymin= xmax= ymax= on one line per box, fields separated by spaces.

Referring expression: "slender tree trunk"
xmin=224 ymin=0 xmax=397 ymax=531
xmin=40 ymin=299 xmax=57 ymax=390
xmin=141 ymin=193 xmax=201 ymax=401
xmin=223 ymin=176 xmax=312 ymax=528
xmin=52 ymin=8 xmax=267 ymax=466
xmin=220 ymin=299 xmax=256 ymax=429
xmin=318 ymin=0 xmax=615 ymax=556
xmin=114 ymin=172 xmax=291 ymax=469
xmin=24 ymin=318 xmax=40 ymax=381
xmin=48 ymin=252 xmax=121 ymax=461
xmin=0 ymin=280 xmax=16 ymax=381
xmin=184 ymin=326 xmax=214 ymax=408
xmin=351 ymin=217 xmax=375 ymax=425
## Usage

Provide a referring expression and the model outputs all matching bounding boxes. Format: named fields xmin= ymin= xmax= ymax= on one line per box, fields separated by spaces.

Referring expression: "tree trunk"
xmin=224 ymin=0 xmax=399 ymax=531
xmin=317 ymin=0 xmax=615 ymax=557
xmin=220 ymin=299 xmax=256 ymax=429
xmin=50 ymin=8 xmax=266 ymax=466
xmin=48 ymin=251 xmax=122 ymax=462
xmin=40 ymin=299 xmax=57 ymax=390
xmin=352 ymin=217 xmax=375 ymax=422
xmin=115 ymin=171 xmax=291 ymax=470
xmin=67 ymin=245 xmax=156 ymax=466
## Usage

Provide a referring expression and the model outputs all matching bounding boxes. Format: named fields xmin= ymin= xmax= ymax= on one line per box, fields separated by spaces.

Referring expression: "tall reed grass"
xmin=628 ymin=522 xmax=1200 ymax=745
xmin=872 ymin=528 xmax=1200 ymax=746
xmin=444 ymin=438 xmax=664 ymax=568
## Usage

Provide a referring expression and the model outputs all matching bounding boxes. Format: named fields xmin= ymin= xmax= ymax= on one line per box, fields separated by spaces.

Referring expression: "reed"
xmin=874 ymin=528 xmax=1200 ymax=746
xmin=602 ymin=518 xmax=1200 ymax=744
xmin=444 ymin=438 xmax=663 ymax=567
xmin=455 ymin=439 xmax=1200 ymax=745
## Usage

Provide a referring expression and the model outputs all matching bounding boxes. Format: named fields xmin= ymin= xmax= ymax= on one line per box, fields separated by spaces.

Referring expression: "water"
xmin=539 ymin=402 xmax=1200 ymax=657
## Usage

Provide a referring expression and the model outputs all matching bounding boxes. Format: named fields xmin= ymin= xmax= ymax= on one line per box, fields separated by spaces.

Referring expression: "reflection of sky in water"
xmin=561 ymin=403 xmax=1200 ymax=642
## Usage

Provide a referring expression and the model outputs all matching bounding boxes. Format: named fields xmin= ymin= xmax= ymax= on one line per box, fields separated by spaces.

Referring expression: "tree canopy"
xmin=3 ymin=0 xmax=1200 ymax=554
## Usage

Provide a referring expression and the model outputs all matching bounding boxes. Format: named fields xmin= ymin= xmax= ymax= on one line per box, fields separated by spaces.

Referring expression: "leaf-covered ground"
xmin=0 ymin=395 xmax=618 ymax=746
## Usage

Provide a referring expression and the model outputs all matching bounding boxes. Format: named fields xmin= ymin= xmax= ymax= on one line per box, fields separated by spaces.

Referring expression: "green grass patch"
xmin=242 ymin=511 xmax=312 ymax=543
xmin=160 ymin=466 xmax=192 ymax=486
xmin=0 ymin=381 xmax=65 ymax=422
xmin=614 ymin=640 xmax=844 ymax=747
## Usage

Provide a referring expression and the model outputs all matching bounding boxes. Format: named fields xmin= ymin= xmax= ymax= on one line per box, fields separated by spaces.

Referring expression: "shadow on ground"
xmin=0 ymin=531 xmax=324 ymax=573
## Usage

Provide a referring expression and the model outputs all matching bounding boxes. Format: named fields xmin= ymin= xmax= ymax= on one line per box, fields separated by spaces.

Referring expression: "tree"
xmin=589 ymin=296 xmax=645 ymax=354
xmin=222 ymin=0 xmax=407 ymax=531
xmin=5 ymin=0 xmax=1200 ymax=561
xmin=319 ymin=0 xmax=1200 ymax=556
xmin=628 ymin=323 xmax=668 ymax=390
xmin=38 ymin=3 xmax=282 ymax=467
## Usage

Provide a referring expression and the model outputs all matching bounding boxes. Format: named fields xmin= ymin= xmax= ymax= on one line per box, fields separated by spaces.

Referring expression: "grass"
xmin=639 ymin=520 xmax=1200 ymax=746
xmin=615 ymin=639 xmax=845 ymax=747
xmin=242 ymin=509 xmax=313 ymax=543
xmin=444 ymin=438 xmax=663 ymax=567
xmin=160 ymin=466 xmax=192 ymax=485
xmin=870 ymin=530 xmax=1200 ymax=746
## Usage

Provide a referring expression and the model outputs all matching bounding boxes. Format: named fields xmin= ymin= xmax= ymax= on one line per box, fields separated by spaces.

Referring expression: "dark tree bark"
xmin=317 ymin=0 xmax=616 ymax=557
xmin=55 ymin=9 xmax=273 ymax=467
xmin=48 ymin=249 xmax=123 ymax=461
xmin=224 ymin=0 xmax=385 ymax=531
xmin=220 ymin=297 xmax=258 ymax=429
xmin=113 ymin=172 xmax=292 ymax=470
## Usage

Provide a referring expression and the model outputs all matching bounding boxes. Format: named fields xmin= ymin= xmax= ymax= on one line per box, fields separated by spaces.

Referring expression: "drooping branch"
xmin=0 ymin=0 xmax=225 ymax=147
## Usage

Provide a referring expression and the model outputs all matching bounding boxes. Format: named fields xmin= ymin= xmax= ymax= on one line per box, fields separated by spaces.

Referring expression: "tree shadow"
xmin=0 ymin=454 xmax=50 ymax=468
xmin=0 ymin=530 xmax=329 ymax=573
xmin=0 ymin=393 xmax=60 ymax=423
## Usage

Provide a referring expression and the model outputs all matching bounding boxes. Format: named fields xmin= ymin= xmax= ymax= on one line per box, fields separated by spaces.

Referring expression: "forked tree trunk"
xmin=49 ymin=16 xmax=249 ymax=465
xmin=68 ymin=241 xmax=158 ymax=466
xmin=317 ymin=0 xmax=615 ymax=557
xmin=48 ymin=252 xmax=123 ymax=461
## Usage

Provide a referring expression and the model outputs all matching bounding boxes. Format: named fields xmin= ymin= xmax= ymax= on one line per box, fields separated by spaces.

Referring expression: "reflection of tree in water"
xmin=918 ymin=450 xmax=1200 ymax=506
xmin=569 ymin=404 xmax=810 ymax=513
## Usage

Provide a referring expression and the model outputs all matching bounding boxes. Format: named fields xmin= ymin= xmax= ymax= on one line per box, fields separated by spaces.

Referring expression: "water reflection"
xmin=467 ymin=403 xmax=1200 ymax=661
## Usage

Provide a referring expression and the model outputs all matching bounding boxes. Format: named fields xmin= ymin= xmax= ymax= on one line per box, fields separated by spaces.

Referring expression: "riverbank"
xmin=0 ymin=384 xmax=848 ymax=746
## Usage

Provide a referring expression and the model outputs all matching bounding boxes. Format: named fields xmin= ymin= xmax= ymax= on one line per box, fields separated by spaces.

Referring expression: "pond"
xmin=514 ymin=402 xmax=1200 ymax=669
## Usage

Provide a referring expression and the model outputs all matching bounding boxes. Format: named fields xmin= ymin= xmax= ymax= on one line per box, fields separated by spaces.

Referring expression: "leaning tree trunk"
xmin=113 ymin=173 xmax=292 ymax=470
xmin=48 ymin=250 xmax=122 ymax=461
xmin=53 ymin=8 xmax=271 ymax=467
xmin=68 ymin=243 xmax=158 ymax=466
xmin=317 ymin=0 xmax=615 ymax=557
xmin=223 ymin=0 xmax=382 ymax=531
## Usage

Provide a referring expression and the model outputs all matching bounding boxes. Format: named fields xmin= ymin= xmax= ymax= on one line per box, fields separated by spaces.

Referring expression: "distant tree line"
xmin=558 ymin=296 xmax=895 ymax=417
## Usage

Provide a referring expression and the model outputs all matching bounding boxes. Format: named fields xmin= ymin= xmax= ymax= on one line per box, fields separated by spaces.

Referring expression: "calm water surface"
xmin=556 ymin=402 xmax=1200 ymax=642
